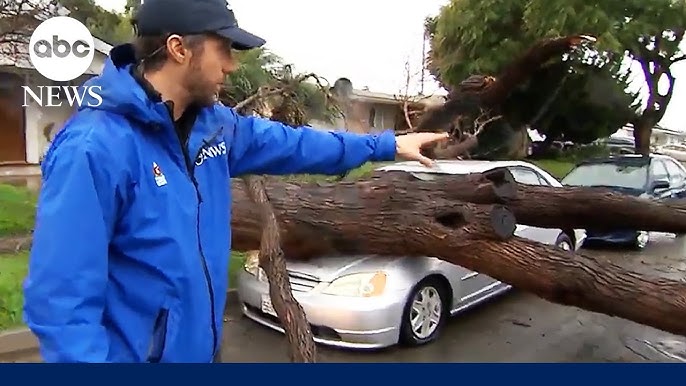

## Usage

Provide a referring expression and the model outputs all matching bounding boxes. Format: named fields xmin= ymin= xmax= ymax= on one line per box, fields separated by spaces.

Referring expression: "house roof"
xmin=616 ymin=124 xmax=686 ymax=137
xmin=350 ymin=89 xmax=445 ymax=107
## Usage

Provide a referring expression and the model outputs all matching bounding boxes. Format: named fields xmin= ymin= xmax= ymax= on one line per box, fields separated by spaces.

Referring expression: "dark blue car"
xmin=560 ymin=153 xmax=686 ymax=249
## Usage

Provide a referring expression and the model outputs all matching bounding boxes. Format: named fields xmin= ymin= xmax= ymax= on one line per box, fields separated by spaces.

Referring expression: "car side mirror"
xmin=651 ymin=179 xmax=670 ymax=192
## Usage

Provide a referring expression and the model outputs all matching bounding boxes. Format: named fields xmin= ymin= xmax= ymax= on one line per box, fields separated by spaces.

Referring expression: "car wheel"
xmin=399 ymin=277 xmax=449 ymax=347
xmin=633 ymin=231 xmax=649 ymax=250
xmin=555 ymin=233 xmax=574 ymax=252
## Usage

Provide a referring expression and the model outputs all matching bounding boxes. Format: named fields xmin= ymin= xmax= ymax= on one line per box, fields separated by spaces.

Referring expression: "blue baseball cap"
xmin=133 ymin=0 xmax=266 ymax=50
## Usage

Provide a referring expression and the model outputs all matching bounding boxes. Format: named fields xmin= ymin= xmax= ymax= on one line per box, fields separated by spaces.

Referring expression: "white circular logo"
xmin=29 ymin=16 xmax=95 ymax=82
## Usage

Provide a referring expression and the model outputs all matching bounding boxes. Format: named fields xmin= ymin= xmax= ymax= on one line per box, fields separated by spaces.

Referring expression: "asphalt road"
xmin=221 ymin=233 xmax=686 ymax=363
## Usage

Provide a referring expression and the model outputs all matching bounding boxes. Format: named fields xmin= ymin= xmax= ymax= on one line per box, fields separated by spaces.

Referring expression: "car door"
xmin=662 ymin=158 xmax=686 ymax=198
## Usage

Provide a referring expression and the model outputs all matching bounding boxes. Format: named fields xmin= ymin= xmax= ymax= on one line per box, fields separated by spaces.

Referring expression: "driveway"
xmin=222 ymin=233 xmax=686 ymax=363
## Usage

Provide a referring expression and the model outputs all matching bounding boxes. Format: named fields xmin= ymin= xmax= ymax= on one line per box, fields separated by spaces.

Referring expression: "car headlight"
xmin=321 ymin=272 xmax=387 ymax=297
xmin=243 ymin=250 xmax=260 ymax=276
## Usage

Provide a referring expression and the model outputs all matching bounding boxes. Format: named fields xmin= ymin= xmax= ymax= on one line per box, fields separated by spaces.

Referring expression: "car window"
xmin=663 ymin=159 xmax=685 ymax=185
xmin=510 ymin=167 xmax=543 ymax=186
xmin=532 ymin=170 xmax=552 ymax=186
xmin=562 ymin=161 xmax=649 ymax=190
xmin=650 ymin=159 xmax=669 ymax=181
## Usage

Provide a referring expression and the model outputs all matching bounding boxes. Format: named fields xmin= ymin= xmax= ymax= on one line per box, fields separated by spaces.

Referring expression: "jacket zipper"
xmin=178 ymin=136 xmax=219 ymax=360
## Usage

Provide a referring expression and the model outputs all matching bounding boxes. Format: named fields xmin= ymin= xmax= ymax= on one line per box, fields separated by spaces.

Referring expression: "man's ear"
xmin=166 ymin=34 xmax=188 ymax=64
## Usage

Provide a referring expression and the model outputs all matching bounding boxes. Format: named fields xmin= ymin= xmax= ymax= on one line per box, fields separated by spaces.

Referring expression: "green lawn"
xmin=531 ymin=159 xmax=575 ymax=179
xmin=229 ymin=251 xmax=247 ymax=287
xmin=279 ymin=161 xmax=384 ymax=183
xmin=0 ymin=251 xmax=29 ymax=330
xmin=0 ymin=184 xmax=37 ymax=236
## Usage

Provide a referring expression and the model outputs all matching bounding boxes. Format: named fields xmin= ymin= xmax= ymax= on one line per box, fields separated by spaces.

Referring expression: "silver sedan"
xmin=236 ymin=160 xmax=586 ymax=350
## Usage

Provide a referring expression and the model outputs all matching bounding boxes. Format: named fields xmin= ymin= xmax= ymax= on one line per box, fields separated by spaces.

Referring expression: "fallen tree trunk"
xmin=369 ymin=169 xmax=686 ymax=234
xmin=512 ymin=185 xmax=686 ymax=234
xmin=230 ymin=171 xmax=686 ymax=338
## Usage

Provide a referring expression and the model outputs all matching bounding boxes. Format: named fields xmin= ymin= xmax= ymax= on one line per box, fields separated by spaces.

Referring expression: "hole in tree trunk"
xmin=435 ymin=212 xmax=467 ymax=228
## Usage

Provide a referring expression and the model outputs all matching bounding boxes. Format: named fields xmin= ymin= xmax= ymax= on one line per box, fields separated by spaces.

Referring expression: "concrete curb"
xmin=0 ymin=235 xmax=33 ymax=254
xmin=0 ymin=328 xmax=38 ymax=357
xmin=0 ymin=289 xmax=240 ymax=358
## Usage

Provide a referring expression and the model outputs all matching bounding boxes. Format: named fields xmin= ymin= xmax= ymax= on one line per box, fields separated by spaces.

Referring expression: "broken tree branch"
xmin=242 ymin=176 xmax=316 ymax=362
xmin=232 ymin=68 xmax=342 ymax=363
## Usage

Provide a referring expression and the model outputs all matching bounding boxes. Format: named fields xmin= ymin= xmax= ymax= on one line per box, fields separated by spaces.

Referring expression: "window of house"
xmin=368 ymin=108 xmax=376 ymax=129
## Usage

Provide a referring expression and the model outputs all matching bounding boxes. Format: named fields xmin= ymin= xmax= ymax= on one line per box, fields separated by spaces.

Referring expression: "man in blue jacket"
xmin=22 ymin=0 xmax=448 ymax=363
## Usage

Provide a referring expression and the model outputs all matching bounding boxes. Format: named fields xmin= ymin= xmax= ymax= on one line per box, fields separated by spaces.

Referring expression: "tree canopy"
xmin=426 ymin=0 xmax=686 ymax=152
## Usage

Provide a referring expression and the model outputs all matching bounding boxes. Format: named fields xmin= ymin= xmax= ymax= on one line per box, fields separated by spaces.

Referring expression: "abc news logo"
xmin=22 ymin=16 xmax=103 ymax=108
xmin=32 ymin=35 xmax=92 ymax=59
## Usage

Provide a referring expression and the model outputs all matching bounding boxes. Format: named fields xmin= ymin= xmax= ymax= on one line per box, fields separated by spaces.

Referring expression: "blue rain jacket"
xmin=23 ymin=44 xmax=397 ymax=363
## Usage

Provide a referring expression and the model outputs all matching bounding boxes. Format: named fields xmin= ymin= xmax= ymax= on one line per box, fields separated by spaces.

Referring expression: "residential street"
xmin=221 ymin=233 xmax=686 ymax=363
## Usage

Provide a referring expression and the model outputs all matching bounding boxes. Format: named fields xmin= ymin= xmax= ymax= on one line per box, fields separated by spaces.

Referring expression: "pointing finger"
xmin=417 ymin=154 xmax=436 ymax=168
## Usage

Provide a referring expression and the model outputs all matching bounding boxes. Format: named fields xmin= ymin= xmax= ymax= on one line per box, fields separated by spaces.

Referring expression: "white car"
xmin=237 ymin=160 xmax=586 ymax=350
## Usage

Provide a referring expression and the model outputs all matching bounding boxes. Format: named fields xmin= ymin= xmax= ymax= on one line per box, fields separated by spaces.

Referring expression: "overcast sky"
xmin=94 ymin=0 xmax=685 ymax=131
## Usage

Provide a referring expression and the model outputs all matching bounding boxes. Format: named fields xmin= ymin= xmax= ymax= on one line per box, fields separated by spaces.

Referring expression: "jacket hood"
xmin=79 ymin=44 xmax=169 ymax=127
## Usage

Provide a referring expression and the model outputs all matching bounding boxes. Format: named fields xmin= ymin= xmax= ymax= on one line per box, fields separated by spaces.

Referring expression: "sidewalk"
xmin=0 ymin=165 xmax=41 ymax=178
xmin=0 ymin=166 xmax=42 ymax=192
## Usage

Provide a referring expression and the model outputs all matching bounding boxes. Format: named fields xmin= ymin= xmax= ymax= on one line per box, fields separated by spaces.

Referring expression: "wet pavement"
xmin=221 ymin=233 xmax=686 ymax=363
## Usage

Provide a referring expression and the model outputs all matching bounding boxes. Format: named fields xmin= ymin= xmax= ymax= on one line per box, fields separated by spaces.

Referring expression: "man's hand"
xmin=395 ymin=132 xmax=450 ymax=167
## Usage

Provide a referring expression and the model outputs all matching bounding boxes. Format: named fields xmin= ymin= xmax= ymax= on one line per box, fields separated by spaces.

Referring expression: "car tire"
xmin=555 ymin=233 xmax=574 ymax=252
xmin=398 ymin=277 xmax=449 ymax=347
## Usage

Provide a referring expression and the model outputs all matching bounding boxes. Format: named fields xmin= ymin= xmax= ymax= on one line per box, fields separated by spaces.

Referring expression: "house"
xmin=308 ymin=78 xmax=445 ymax=133
xmin=611 ymin=124 xmax=686 ymax=147
xmin=0 ymin=12 xmax=112 ymax=166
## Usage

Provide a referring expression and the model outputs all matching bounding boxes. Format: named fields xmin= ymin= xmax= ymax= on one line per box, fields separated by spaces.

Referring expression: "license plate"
xmin=261 ymin=294 xmax=277 ymax=317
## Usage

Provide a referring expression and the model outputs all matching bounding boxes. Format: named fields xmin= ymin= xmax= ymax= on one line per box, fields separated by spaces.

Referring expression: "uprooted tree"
xmin=415 ymin=34 xmax=605 ymax=160
xmin=424 ymin=0 xmax=686 ymax=156
xmin=228 ymin=34 xmax=686 ymax=363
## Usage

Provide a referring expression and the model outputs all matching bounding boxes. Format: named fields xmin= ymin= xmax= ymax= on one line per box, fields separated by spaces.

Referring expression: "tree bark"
xmin=633 ymin=118 xmax=653 ymax=156
xmin=241 ymin=176 xmax=317 ymax=362
xmin=363 ymin=169 xmax=686 ymax=234
xmin=512 ymin=184 xmax=686 ymax=234
xmin=230 ymin=169 xmax=686 ymax=338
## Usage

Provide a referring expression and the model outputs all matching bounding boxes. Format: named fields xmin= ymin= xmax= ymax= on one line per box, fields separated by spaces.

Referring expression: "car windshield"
xmin=561 ymin=162 xmax=648 ymax=190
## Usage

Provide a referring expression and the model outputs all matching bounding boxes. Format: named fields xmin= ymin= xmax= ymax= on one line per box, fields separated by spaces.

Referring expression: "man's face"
xmin=180 ymin=34 xmax=238 ymax=107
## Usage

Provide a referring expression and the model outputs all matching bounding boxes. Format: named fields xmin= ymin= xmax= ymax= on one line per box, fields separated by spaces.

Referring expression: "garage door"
xmin=0 ymin=71 xmax=26 ymax=163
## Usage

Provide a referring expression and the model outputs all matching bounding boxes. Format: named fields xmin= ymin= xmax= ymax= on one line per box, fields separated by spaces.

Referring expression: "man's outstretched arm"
xmin=225 ymin=108 xmax=397 ymax=177
xmin=23 ymin=128 xmax=123 ymax=363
